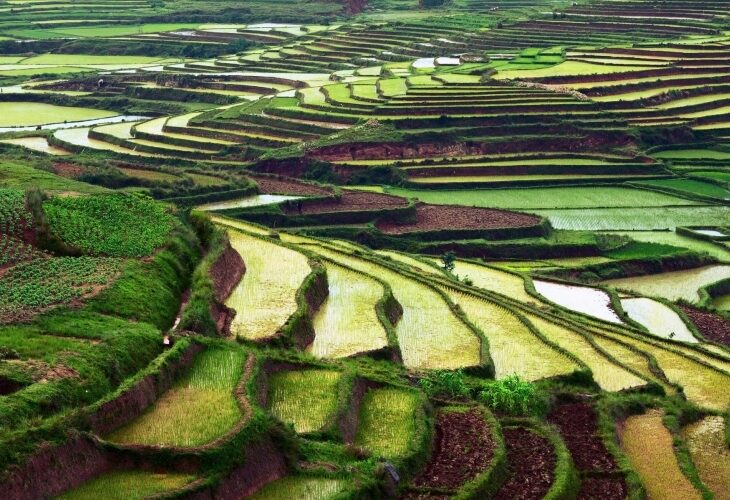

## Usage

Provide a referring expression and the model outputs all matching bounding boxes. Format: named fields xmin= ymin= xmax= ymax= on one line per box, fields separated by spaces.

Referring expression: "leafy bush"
xmin=419 ymin=369 xmax=470 ymax=398
xmin=477 ymin=375 xmax=547 ymax=416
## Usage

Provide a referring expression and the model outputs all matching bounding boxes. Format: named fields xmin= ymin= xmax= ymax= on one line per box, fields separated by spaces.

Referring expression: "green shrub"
xmin=477 ymin=375 xmax=547 ymax=416
xmin=419 ymin=369 xmax=470 ymax=398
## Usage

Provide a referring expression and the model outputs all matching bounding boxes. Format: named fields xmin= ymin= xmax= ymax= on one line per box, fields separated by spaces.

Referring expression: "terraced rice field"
xmin=106 ymin=348 xmax=245 ymax=447
xmin=57 ymin=471 xmax=196 ymax=500
xmin=354 ymin=387 xmax=420 ymax=459
xmin=300 ymin=243 xmax=481 ymax=370
xmin=450 ymin=260 xmax=535 ymax=304
xmin=267 ymin=369 xmax=341 ymax=434
xmin=442 ymin=287 xmax=578 ymax=380
xmin=525 ymin=313 xmax=647 ymax=391
xmin=310 ymin=263 xmax=388 ymax=358
xmin=682 ymin=416 xmax=730 ymax=499
xmin=225 ymin=230 xmax=311 ymax=341
xmin=620 ymin=298 xmax=698 ymax=343
xmin=603 ymin=265 xmax=730 ymax=302
xmin=0 ymin=102 xmax=116 ymax=127
xmin=621 ymin=410 xmax=701 ymax=500
xmin=246 ymin=477 xmax=348 ymax=499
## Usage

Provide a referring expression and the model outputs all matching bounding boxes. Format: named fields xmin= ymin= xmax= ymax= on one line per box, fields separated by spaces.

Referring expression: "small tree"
xmin=441 ymin=251 xmax=456 ymax=272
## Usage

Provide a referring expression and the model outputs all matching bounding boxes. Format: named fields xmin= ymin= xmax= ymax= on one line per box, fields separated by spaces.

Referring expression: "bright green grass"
xmin=689 ymin=171 xmax=730 ymax=183
xmin=355 ymin=388 xmax=420 ymax=459
xmin=268 ymin=370 xmax=342 ymax=434
xmin=0 ymin=102 xmax=116 ymax=127
xmin=36 ymin=23 xmax=200 ymax=38
xmin=711 ymin=294 xmax=730 ymax=311
xmin=21 ymin=54 xmax=164 ymax=65
xmin=44 ymin=193 xmax=174 ymax=257
xmin=383 ymin=186 xmax=698 ymax=209
xmin=56 ymin=470 xmax=196 ymax=500
xmin=653 ymin=149 xmax=730 ymax=160
xmin=0 ymin=162 xmax=106 ymax=193
xmin=106 ymin=348 xmax=245 ymax=447
xmin=636 ymin=179 xmax=730 ymax=200
xmin=534 ymin=206 xmax=730 ymax=231
xmin=604 ymin=231 xmax=730 ymax=261
xmin=246 ymin=477 xmax=348 ymax=499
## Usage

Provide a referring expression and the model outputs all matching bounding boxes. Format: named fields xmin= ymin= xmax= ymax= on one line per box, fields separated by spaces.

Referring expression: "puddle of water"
xmin=621 ymin=297 xmax=698 ymax=343
xmin=197 ymin=194 xmax=301 ymax=211
xmin=694 ymin=229 xmax=727 ymax=238
xmin=534 ymin=279 xmax=623 ymax=323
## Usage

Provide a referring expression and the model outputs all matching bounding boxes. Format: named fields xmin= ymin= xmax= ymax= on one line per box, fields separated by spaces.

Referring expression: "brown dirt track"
xmin=377 ymin=204 xmax=541 ymax=234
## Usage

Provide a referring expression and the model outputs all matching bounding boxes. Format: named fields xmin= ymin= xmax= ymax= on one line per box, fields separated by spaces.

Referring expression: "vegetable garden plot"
xmin=620 ymin=298 xmax=698 ymax=343
xmin=533 ymin=280 xmax=623 ymax=324
xmin=43 ymin=193 xmax=174 ymax=257
xmin=225 ymin=230 xmax=310 ymax=341
xmin=0 ymin=189 xmax=32 ymax=237
xmin=246 ymin=477 xmax=348 ymax=499
xmin=620 ymin=410 xmax=701 ymax=500
xmin=603 ymin=265 xmax=730 ymax=302
xmin=57 ymin=470 xmax=196 ymax=500
xmin=682 ymin=416 xmax=730 ymax=499
xmin=300 ymin=244 xmax=481 ymax=370
xmin=354 ymin=387 xmax=420 ymax=459
xmin=106 ymin=347 xmax=245 ymax=447
xmin=267 ymin=369 xmax=341 ymax=434
xmin=525 ymin=313 xmax=646 ymax=391
xmin=412 ymin=407 xmax=495 ymax=491
xmin=0 ymin=256 xmax=121 ymax=323
xmin=443 ymin=288 xmax=578 ymax=381
xmin=494 ymin=427 xmax=556 ymax=500
xmin=310 ymin=263 xmax=388 ymax=359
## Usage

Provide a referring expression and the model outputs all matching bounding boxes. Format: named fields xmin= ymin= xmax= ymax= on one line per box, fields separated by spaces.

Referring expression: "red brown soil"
xmin=577 ymin=477 xmax=628 ymax=500
xmin=547 ymin=402 xmax=619 ymax=473
xmin=250 ymin=175 xmax=333 ymax=196
xmin=412 ymin=408 xmax=494 ymax=490
xmin=678 ymin=305 xmax=730 ymax=347
xmin=494 ymin=427 xmax=556 ymax=500
xmin=209 ymin=242 xmax=245 ymax=335
xmin=377 ymin=204 xmax=542 ymax=234
xmin=401 ymin=493 xmax=450 ymax=500
xmin=284 ymin=191 xmax=407 ymax=214
xmin=53 ymin=162 xmax=85 ymax=178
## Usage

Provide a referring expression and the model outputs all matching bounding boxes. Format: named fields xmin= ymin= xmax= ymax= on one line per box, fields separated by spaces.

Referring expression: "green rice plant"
xmin=355 ymin=388 xmax=420 ymax=459
xmin=477 ymin=375 xmax=547 ymax=417
xmin=620 ymin=298 xmax=698 ymax=343
xmin=300 ymin=243 xmax=481 ymax=370
xmin=246 ymin=476 xmax=348 ymax=499
xmin=268 ymin=369 xmax=341 ymax=434
xmin=43 ymin=193 xmax=174 ymax=257
xmin=384 ymin=186 xmax=698 ymax=210
xmin=57 ymin=470 xmax=196 ymax=500
xmin=310 ymin=263 xmax=388 ymax=359
xmin=597 ymin=329 xmax=730 ymax=411
xmin=225 ymin=230 xmax=310 ymax=341
xmin=525 ymin=313 xmax=646 ymax=392
xmin=375 ymin=250 xmax=441 ymax=275
xmin=106 ymin=347 xmax=245 ymax=447
xmin=621 ymin=410 xmax=701 ymax=500
xmin=682 ymin=416 xmax=730 ymax=498
xmin=0 ymin=102 xmax=115 ymax=127
xmin=442 ymin=289 xmax=578 ymax=380
xmin=535 ymin=206 xmax=730 ymax=231
xmin=603 ymin=265 xmax=730 ymax=302
xmin=449 ymin=260 xmax=535 ymax=304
